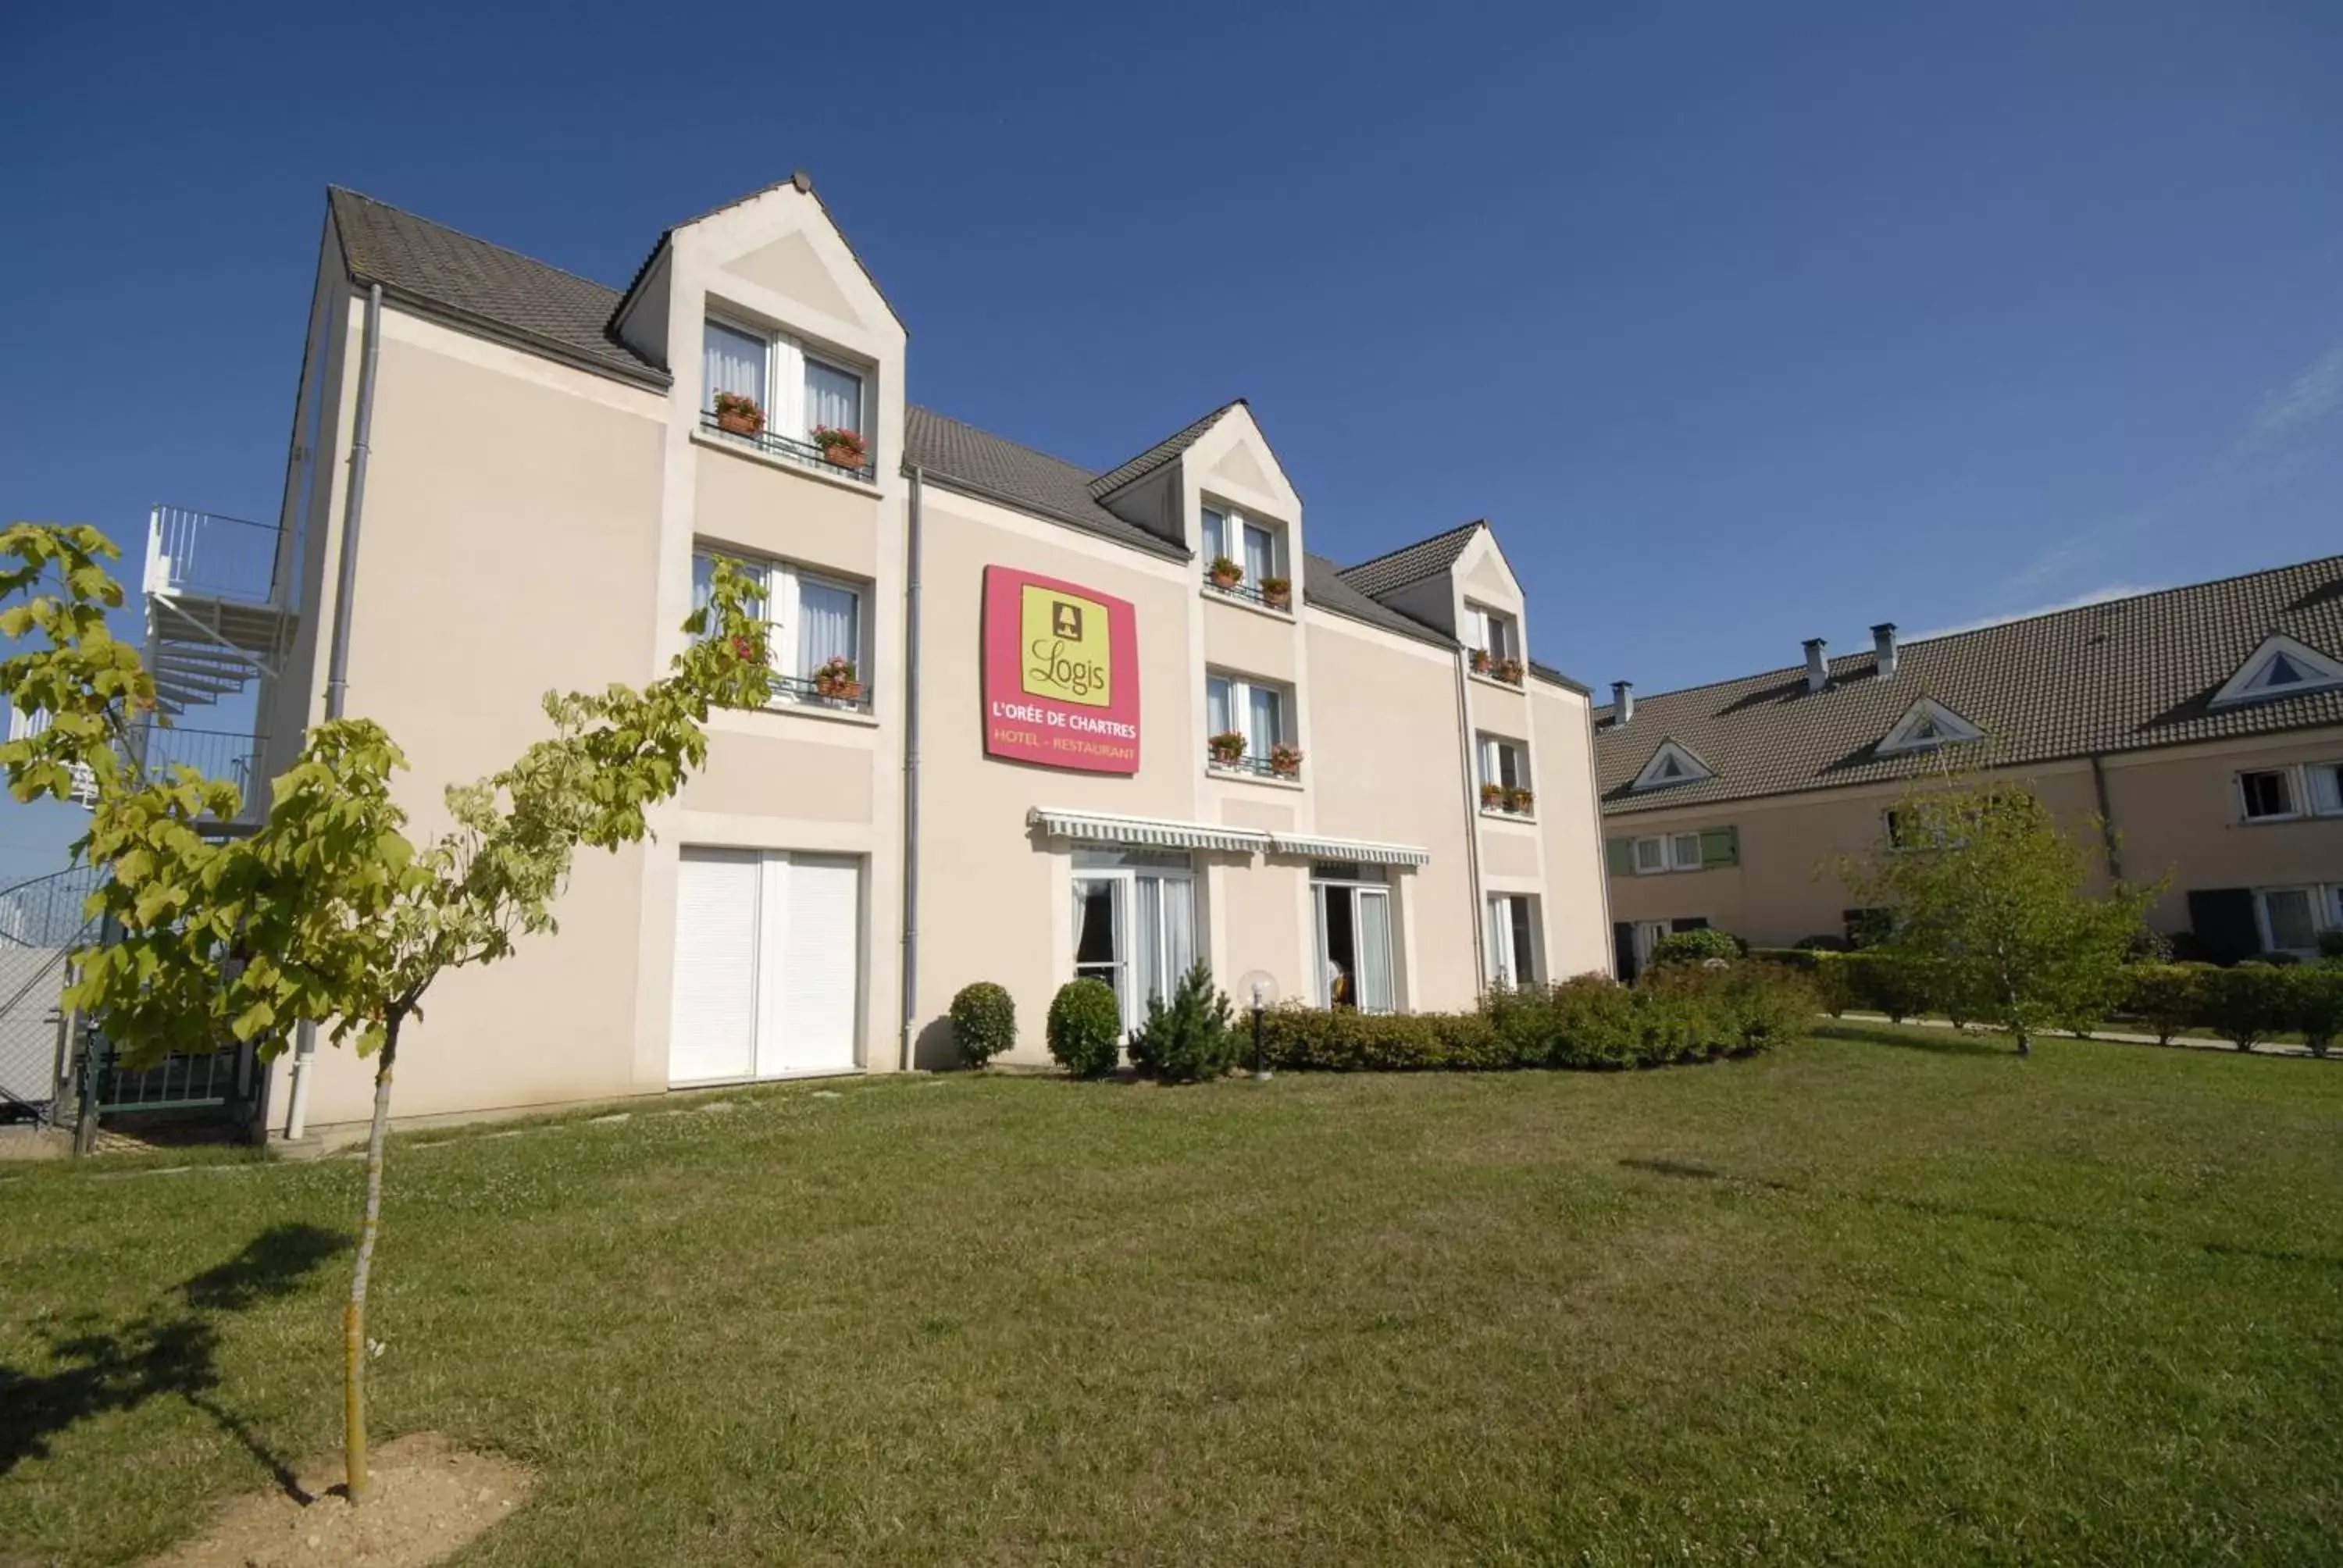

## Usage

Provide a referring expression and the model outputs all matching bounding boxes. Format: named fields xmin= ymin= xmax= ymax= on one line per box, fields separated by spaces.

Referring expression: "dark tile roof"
xmin=1336 ymin=521 xmax=1485 ymax=600
xmin=1089 ymin=401 xmax=1242 ymax=499
xmin=1529 ymin=659 xmax=1592 ymax=697
xmin=905 ymin=406 xmax=1189 ymax=560
xmin=1302 ymin=554 xmax=1453 ymax=647
xmin=1595 ymin=556 xmax=2343 ymax=815
xmin=327 ymin=188 xmax=665 ymax=387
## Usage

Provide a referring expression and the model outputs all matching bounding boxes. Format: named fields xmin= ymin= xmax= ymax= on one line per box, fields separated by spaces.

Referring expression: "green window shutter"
xmin=1605 ymin=836 xmax=1635 ymax=876
xmin=1699 ymin=825 xmax=1739 ymax=868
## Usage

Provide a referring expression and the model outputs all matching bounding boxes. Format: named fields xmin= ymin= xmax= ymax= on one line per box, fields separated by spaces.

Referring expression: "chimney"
xmin=1803 ymin=638 xmax=1828 ymax=693
xmin=1871 ymin=622 xmax=1899 ymax=682
xmin=1611 ymin=680 xmax=1635 ymax=726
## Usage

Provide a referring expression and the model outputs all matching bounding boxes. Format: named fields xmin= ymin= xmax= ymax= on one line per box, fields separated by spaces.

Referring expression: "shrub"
xmin=1045 ymin=978 xmax=1122 ymax=1077
xmin=947 ymin=981 xmax=1016 ymax=1067
xmin=2124 ymin=963 xmax=2213 ymax=1046
xmin=1837 ymin=951 xmax=1931 ymax=1023
xmin=2200 ymin=964 xmax=2292 ymax=1052
xmin=1647 ymin=927 xmax=1746 ymax=968
xmin=1127 ymin=962 xmax=1240 ymax=1082
xmin=2292 ymin=964 xmax=2343 ymax=1059
xmin=1792 ymin=933 xmax=1853 ymax=953
xmin=2322 ymin=930 xmax=2343 ymax=961
xmin=2127 ymin=928 xmax=2177 ymax=964
xmin=1264 ymin=1005 xmax=1517 ymax=1071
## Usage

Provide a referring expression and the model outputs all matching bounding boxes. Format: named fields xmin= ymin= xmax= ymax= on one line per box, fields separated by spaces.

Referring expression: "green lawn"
xmin=5 ymin=1028 xmax=2341 ymax=1565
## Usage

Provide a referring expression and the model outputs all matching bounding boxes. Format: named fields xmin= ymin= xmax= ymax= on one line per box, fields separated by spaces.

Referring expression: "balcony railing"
xmin=124 ymin=723 xmax=266 ymax=814
xmin=700 ymin=413 xmax=877 ymax=484
xmin=1200 ymin=571 xmax=1295 ymax=615
xmin=1468 ymin=651 xmax=1525 ymax=686
xmin=1207 ymin=750 xmax=1303 ymax=783
xmin=770 ymin=673 xmax=873 ymax=715
xmin=146 ymin=506 xmax=284 ymax=605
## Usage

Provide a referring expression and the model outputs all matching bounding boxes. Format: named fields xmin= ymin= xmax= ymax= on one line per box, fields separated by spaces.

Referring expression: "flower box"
xmin=1270 ymin=743 xmax=1304 ymax=779
xmin=1260 ymin=574 xmax=1292 ymax=610
xmin=1208 ymin=731 xmax=1246 ymax=766
xmin=714 ymin=392 xmax=765 ymax=437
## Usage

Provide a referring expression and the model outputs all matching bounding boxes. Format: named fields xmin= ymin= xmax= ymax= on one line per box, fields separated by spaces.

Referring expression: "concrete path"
xmin=1830 ymin=1012 xmax=2323 ymax=1060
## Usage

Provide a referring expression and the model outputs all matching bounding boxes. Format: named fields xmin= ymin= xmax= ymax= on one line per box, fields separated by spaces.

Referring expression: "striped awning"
xmin=1028 ymin=807 xmax=1271 ymax=856
xmin=1267 ymin=832 xmax=1432 ymax=867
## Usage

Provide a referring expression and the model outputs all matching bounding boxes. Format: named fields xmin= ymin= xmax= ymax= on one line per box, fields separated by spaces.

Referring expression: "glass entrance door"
xmin=1072 ymin=857 xmax=1197 ymax=1035
xmin=1314 ymin=871 xmax=1395 ymax=1012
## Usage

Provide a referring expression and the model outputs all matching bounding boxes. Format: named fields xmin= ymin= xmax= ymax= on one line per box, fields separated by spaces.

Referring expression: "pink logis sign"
xmin=982 ymin=565 xmax=1141 ymax=774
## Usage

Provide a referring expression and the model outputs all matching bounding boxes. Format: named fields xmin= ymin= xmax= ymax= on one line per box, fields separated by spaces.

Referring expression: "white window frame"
xmin=1200 ymin=504 xmax=1286 ymax=593
xmin=2237 ymin=767 xmax=2299 ymax=823
xmin=703 ymin=312 xmax=868 ymax=454
xmin=1465 ymin=602 xmax=1519 ymax=665
xmin=1205 ymin=670 xmax=1293 ymax=769
xmin=1477 ymin=733 xmax=1531 ymax=796
xmin=1485 ymin=893 xmax=1543 ymax=988
xmin=2310 ymin=760 xmax=2343 ymax=817
xmin=1071 ymin=856 xmax=1200 ymax=1037
xmin=693 ymin=543 xmax=871 ymax=705
xmin=2253 ymin=884 xmax=2331 ymax=957
xmin=1312 ymin=865 xmax=1398 ymax=1013
xmin=1632 ymin=833 xmax=1704 ymax=874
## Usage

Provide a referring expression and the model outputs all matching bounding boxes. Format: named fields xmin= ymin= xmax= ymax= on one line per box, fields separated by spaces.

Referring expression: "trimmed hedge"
xmin=1647 ymin=927 xmax=1746 ymax=968
xmin=1259 ymin=963 xmax=1813 ymax=1074
xmin=948 ymin=981 xmax=1016 ymax=1067
xmin=1046 ymin=978 xmax=1122 ymax=1077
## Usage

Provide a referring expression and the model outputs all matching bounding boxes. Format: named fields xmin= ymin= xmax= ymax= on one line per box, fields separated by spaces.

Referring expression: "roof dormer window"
xmin=1631 ymin=737 xmax=1714 ymax=793
xmin=1877 ymin=697 xmax=1984 ymax=757
xmin=1200 ymin=506 xmax=1290 ymax=611
xmin=2208 ymin=633 xmax=2343 ymax=710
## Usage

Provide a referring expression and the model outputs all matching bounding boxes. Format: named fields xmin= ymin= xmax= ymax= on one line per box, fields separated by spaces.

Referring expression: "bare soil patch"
xmin=143 ymin=1432 xmax=533 ymax=1568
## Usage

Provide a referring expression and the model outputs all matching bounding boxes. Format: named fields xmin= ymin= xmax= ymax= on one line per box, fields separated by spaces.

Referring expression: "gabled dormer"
xmin=1089 ymin=401 xmax=1304 ymax=600
xmin=2207 ymin=632 xmax=2343 ymax=710
xmin=1876 ymin=696 xmax=1984 ymax=757
xmin=1632 ymin=737 xmax=1715 ymax=793
xmin=614 ymin=171 xmax=908 ymax=485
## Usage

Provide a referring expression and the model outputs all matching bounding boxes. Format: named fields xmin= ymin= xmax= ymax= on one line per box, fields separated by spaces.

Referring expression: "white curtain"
xmin=2266 ymin=890 xmax=2316 ymax=952
xmin=2314 ymin=764 xmax=2343 ymax=815
xmin=1357 ymin=889 xmax=1393 ymax=1012
xmin=1161 ymin=875 xmax=1196 ymax=989
xmin=1201 ymin=508 xmax=1227 ymax=565
xmin=1207 ymin=675 xmax=1232 ymax=737
xmin=704 ymin=322 xmax=767 ymax=414
xmin=1246 ymin=686 xmax=1281 ymax=754
xmin=1243 ymin=522 xmax=1275 ymax=584
xmin=804 ymin=358 xmax=863 ymax=439
xmin=797 ymin=579 xmax=860 ymax=675
xmin=1134 ymin=875 xmax=1164 ymax=1012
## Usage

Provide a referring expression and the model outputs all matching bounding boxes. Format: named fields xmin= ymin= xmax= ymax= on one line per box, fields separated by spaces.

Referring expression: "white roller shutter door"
xmin=669 ymin=850 xmax=760 ymax=1084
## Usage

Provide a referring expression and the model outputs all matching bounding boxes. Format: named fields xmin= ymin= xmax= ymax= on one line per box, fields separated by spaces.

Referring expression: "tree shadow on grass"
xmin=1615 ymin=1156 xmax=2343 ymax=1273
xmin=0 ymin=1221 xmax=347 ymax=1495
xmin=1810 ymin=1021 xmax=2014 ymax=1057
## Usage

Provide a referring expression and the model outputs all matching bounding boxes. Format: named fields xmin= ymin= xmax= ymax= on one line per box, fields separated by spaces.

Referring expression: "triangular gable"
xmin=1877 ymin=697 xmax=1984 ymax=756
xmin=1632 ymin=737 xmax=1715 ymax=792
xmin=1207 ymin=440 xmax=1274 ymax=495
xmin=2208 ymin=633 xmax=2343 ymax=709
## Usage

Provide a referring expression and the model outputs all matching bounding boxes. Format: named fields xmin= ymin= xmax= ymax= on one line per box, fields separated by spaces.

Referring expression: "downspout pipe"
xmin=2089 ymin=752 xmax=2123 ymax=880
xmin=284 ymin=280 xmax=383 ymax=1141
xmin=1453 ymin=647 xmax=1489 ymax=992
xmin=898 ymin=465 xmax=925 ymax=1070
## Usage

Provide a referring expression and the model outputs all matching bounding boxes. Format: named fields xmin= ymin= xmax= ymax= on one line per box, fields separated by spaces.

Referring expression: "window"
xmin=1314 ymin=864 xmax=1395 ymax=1012
xmin=2312 ymin=761 xmax=2343 ymax=817
xmin=1477 ymin=734 xmax=1531 ymax=809
xmin=692 ymin=546 xmax=869 ymax=708
xmin=1630 ymin=737 xmax=1714 ymax=792
xmin=2238 ymin=769 xmax=2296 ymax=821
xmin=2209 ymin=633 xmax=2343 ymax=709
xmin=1467 ymin=603 xmax=1518 ymax=661
xmin=1876 ymin=697 xmax=1985 ymax=757
xmin=1485 ymin=893 xmax=1542 ymax=988
xmin=1205 ymin=672 xmax=1293 ymax=775
xmin=1629 ymin=833 xmax=1706 ymax=874
xmin=1200 ymin=507 xmax=1286 ymax=604
xmin=702 ymin=314 xmax=868 ymax=463
xmin=2256 ymin=886 xmax=2321 ymax=955
xmin=1072 ymin=851 xmax=1198 ymax=1036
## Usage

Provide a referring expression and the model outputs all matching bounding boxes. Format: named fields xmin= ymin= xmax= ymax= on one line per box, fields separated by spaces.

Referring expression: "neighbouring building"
xmin=1593 ymin=562 xmax=2343 ymax=975
xmin=154 ymin=175 xmax=1614 ymax=1132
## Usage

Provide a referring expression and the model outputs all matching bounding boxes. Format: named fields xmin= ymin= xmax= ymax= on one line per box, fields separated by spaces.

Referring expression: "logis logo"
xmin=1022 ymin=586 xmax=1111 ymax=707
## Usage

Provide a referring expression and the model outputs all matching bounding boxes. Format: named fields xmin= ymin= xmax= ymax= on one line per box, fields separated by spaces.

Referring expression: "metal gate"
xmin=0 ymin=864 xmax=264 ymax=1148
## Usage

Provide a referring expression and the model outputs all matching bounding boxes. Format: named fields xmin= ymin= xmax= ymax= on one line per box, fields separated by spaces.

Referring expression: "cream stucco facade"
xmin=248 ymin=180 xmax=1610 ymax=1131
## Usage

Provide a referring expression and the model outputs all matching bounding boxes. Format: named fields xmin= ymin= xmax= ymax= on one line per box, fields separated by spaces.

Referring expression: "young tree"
xmin=0 ymin=521 xmax=770 ymax=1499
xmin=1840 ymin=772 xmax=2162 ymax=1054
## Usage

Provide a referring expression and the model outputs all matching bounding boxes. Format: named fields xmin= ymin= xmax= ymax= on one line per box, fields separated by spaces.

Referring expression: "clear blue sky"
xmin=4 ymin=2 xmax=2341 ymax=880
